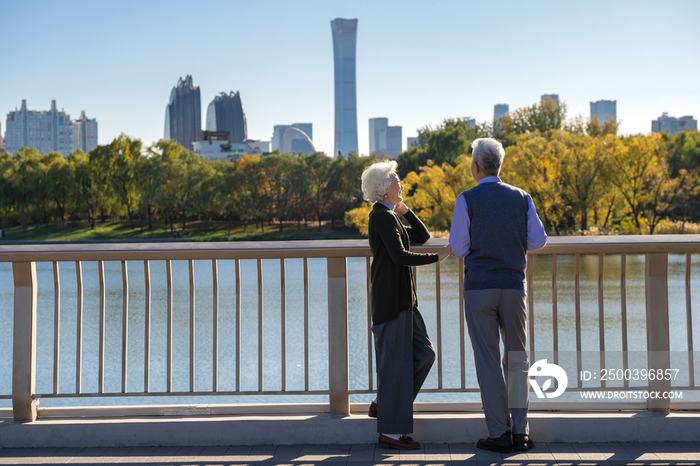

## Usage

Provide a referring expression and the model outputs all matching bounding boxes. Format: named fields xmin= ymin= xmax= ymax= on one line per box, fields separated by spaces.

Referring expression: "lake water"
xmin=1 ymin=253 xmax=698 ymax=407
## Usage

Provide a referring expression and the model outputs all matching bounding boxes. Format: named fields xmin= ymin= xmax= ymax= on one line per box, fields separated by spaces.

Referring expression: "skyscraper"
xmin=652 ymin=113 xmax=697 ymax=135
xmin=590 ymin=100 xmax=617 ymax=123
xmin=541 ymin=94 xmax=559 ymax=103
xmin=165 ymin=75 xmax=201 ymax=151
xmin=331 ymin=18 xmax=358 ymax=157
xmin=5 ymin=100 xmax=74 ymax=155
xmin=73 ymin=110 xmax=98 ymax=152
xmin=407 ymin=137 xmax=420 ymax=149
xmin=206 ymin=91 xmax=247 ymax=143
xmin=494 ymin=104 xmax=509 ymax=120
xmin=369 ymin=118 xmax=402 ymax=158
xmin=272 ymin=123 xmax=314 ymax=153
xmin=463 ymin=117 xmax=476 ymax=128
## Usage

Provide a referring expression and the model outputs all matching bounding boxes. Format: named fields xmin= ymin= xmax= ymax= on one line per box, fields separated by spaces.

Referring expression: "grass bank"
xmin=0 ymin=219 xmax=365 ymax=243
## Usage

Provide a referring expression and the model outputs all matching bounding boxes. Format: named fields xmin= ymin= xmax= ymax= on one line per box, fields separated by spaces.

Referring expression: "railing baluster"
xmin=366 ymin=257 xmax=373 ymax=391
xmin=327 ymin=257 xmax=349 ymax=415
xmin=280 ymin=258 xmax=286 ymax=392
xmin=143 ymin=260 xmax=151 ymax=393
xmin=257 ymin=258 xmax=263 ymax=392
xmin=646 ymin=252 xmax=671 ymax=413
xmin=12 ymin=262 xmax=38 ymax=421
xmin=527 ymin=254 xmax=535 ymax=358
xmin=621 ymin=253 xmax=629 ymax=388
xmin=121 ymin=260 xmax=129 ymax=393
xmin=552 ymin=254 xmax=558 ymax=365
xmin=189 ymin=259 xmax=195 ymax=393
xmin=212 ymin=259 xmax=219 ymax=393
xmin=166 ymin=259 xmax=173 ymax=393
xmin=686 ymin=253 xmax=695 ymax=387
xmin=53 ymin=261 xmax=60 ymax=394
xmin=459 ymin=258 xmax=465 ymax=389
xmin=235 ymin=258 xmax=241 ymax=392
xmin=75 ymin=261 xmax=83 ymax=394
xmin=598 ymin=254 xmax=605 ymax=388
xmin=436 ymin=261 xmax=443 ymax=390
xmin=304 ymin=257 xmax=310 ymax=392
xmin=98 ymin=260 xmax=105 ymax=394
xmin=575 ymin=253 xmax=582 ymax=388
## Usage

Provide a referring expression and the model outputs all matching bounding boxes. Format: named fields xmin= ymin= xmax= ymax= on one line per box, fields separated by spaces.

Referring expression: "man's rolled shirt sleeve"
xmin=526 ymin=194 xmax=547 ymax=251
xmin=449 ymin=195 xmax=471 ymax=258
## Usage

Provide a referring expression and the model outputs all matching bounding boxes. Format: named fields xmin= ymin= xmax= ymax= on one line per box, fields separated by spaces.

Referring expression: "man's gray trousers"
xmin=464 ymin=289 xmax=530 ymax=437
xmin=372 ymin=308 xmax=436 ymax=434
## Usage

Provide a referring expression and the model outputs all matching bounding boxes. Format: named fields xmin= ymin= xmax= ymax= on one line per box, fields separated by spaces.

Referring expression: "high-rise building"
xmin=72 ymin=110 xmax=98 ymax=153
xmin=651 ymin=113 xmax=697 ymax=135
xmin=590 ymin=100 xmax=617 ymax=123
xmin=281 ymin=127 xmax=316 ymax=154
xmin=494 ymin=104 xmax=509 ymax=120
xmin=369 ymin=118 xmax=402 ymax=158
xmin=407 ymin=137 xmax=420 ymax=149
xmin=541 ymin=94 xmax=559 ymax=103
xmin=0 ymin=121 xmax=4 ymax=151
xmin=164 ymin=75 xmax=201 ymax=151
xmin=331 ymin=18 xmax=359 ymax=157
xmin=205 ymin=91 xmax=247 ymax=143
xmin=272 ymin=123 xmax=314 ymax=153
xmin=5 ymin=100 xmax=74 ymax=155
xmin=463 ymin=117 xmax=476 ymax=128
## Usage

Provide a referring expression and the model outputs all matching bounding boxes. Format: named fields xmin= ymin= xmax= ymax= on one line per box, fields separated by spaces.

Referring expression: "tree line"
xmin=347 ymin=99 xmax=700 ymax=235
xmin=0 ymin=138 xmax=374 ymax=234
xmin=2 ymin=98 xmax=698 ymax=238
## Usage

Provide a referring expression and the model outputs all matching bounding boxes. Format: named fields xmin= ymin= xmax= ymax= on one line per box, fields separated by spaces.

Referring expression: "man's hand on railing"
xmin=438 ymin=244 xmax=452 ymax=262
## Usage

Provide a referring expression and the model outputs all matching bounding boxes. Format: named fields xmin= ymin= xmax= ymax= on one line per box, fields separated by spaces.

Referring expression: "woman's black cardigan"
xmin=368 ymin=203 xmax=438 ymax=326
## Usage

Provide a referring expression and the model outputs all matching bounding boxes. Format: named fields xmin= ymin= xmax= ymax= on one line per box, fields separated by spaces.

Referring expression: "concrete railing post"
xmin=645 ymin=252 xmax=671 ymax=413
xmin=327 ymin=257 xmax=350 ymax=415
xmin=12 ymin=261 xmax=39 ymax=421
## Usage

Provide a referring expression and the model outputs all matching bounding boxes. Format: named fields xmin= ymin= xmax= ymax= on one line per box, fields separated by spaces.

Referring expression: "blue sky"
xmin=1 ymin=0 xmax=699 ymax=156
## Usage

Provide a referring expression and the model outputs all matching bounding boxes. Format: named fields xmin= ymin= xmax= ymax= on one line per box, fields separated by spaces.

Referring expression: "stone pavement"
xmin=1 ymin=442 xmax=700 ymax=465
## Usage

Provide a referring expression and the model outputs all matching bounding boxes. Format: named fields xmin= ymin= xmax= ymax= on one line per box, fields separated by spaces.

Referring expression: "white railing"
xmin=1 ymin=236 xmax=699 ymax=421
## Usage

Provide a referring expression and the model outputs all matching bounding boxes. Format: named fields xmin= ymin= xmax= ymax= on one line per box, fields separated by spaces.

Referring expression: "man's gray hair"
xmin=361 ymin=160 xmax=397 ymax=203
xmin=471 ymin=138 xmax=505 ymax=175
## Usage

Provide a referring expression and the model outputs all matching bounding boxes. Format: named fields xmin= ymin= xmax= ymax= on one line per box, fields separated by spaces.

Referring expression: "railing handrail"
xmin=1 ymin=235 xmax=699 ymax=262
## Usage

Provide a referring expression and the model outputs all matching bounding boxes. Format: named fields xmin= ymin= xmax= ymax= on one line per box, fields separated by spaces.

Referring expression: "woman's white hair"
xmin=361 ymin=160 xmax=398 ymax=203
xmin=471 ymin=138 xmax=505 ymax=175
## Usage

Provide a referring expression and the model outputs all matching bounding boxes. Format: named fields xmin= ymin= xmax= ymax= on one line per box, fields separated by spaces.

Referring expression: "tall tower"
xmin=73 ymin=110 xmax=98 ymax=152
xmin=206 ymin=91 xmax=247 ymax=142
xmin=164 ymin=75 xmax=201 ymax=151
xmin=331 ymin=18 xmax=358 ymax=157
xmin=590 ymin=100 xmax=617 ymax=123
xmin=494 ymin=104 xmax=509 ymax=120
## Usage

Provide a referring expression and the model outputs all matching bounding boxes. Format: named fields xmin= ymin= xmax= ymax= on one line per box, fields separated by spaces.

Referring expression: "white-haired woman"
xmin=361 ymin=160 xmax=450 ymax=450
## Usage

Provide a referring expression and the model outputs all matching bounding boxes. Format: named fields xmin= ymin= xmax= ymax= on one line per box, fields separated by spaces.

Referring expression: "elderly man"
xmin=450 ymin=138 xmax=547 ymax=453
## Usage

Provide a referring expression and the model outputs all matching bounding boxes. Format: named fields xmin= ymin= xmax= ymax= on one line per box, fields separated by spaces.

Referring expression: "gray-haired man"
xmin=449 ymin=138 xmax=547 ymax=452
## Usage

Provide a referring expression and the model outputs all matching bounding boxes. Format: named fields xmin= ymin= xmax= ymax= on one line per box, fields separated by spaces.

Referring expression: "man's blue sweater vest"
xmin=462 ymin=182 xmax=529 ymax=291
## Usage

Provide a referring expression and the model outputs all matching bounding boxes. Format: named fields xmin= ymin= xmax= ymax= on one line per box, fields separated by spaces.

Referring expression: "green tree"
xmin=502 ymin=98 xmax=568 ymax=136
xmin=109 ymin=135 xmax=143 ymax=229
xmin=305 ymin=152 xmax=332 ymax=231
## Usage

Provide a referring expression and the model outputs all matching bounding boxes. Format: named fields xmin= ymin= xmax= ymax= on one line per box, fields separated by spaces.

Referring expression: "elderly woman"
xmin=361 ymin=161 xmax=451 ymax=450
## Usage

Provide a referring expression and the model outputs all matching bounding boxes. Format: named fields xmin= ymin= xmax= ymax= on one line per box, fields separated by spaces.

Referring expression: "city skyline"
xmin=1 ymin=0 xmax=699 ymax=158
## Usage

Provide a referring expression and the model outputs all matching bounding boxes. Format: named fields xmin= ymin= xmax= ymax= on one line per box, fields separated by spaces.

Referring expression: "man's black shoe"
xmin=512 ymin=433 xmax=534 ymax=451
xmin=476 ymin=431 xmax=513 ymax=453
